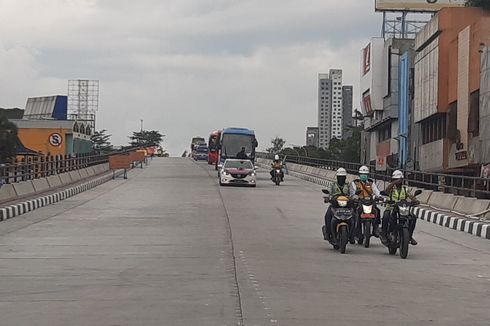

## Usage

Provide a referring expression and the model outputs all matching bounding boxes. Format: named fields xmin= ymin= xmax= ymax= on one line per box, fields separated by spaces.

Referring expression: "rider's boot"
xmin=409 ymin=237 xmax=418 ymax=245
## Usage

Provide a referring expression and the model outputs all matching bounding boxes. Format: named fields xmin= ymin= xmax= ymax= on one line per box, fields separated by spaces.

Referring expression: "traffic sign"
xmin=48 ymin=133 xmax=63 ymax=147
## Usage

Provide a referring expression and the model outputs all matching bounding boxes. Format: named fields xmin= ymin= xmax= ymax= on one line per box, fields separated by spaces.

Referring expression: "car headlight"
xmin=250 ymin=172 xmax=256 ymax=176
xmin=222 ymin=170 xmax=229 ymax=176
xmin=362 ymin=205 xmax=373 ymax=214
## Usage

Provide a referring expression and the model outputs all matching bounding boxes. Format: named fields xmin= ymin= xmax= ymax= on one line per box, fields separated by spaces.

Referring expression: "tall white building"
xmin=318 ymin=70 xmax=343 ymax=148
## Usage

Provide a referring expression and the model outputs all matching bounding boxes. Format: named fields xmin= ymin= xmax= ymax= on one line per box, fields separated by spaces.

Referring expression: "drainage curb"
xmin=0 ymin=170 xmax=124 ymax=221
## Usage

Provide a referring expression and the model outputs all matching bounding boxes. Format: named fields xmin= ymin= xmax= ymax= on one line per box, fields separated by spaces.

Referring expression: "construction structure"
xmin=68 ymin=80 xmax=99 ymax=129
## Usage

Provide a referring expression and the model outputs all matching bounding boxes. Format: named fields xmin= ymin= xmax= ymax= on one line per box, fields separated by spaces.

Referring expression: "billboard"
xmin=375 ymin=0 xmax=465 ymax=12
xmin=362 ymin=44 xmax=371 ymax=76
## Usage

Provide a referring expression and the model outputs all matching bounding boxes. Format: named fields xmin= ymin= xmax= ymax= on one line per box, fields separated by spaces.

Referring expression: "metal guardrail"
xmin=0 ymin=148 xmax=138 ymax=185
xmin=257 ymin=153 xmax=490 ymax=199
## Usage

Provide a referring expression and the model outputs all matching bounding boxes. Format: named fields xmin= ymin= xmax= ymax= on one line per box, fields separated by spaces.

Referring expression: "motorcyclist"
xmin=270 ymin=155 xmax=284 ymax=181
xmin=381 ymin=170 xmax=419 ymax=245
xmin=322 ymin=168 xmax=351 ymax=243
xmin=236 ymin=147 xmax=249 ymax=159
xmin=349 ymin=165 xmax=382 ymax=238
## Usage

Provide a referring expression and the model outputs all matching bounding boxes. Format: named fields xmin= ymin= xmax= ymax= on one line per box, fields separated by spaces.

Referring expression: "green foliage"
xmin=266 ymin=137 xmax=286 ymax=154
xmin=129 ymin=130 xmax=164 ymax=147
xmin=0 ymin=113 xmax=18 ymax=163
xmin=465 ymin=0 xmax=490 ymax=10
xmin=91 ymin=129 xmax=113 ymax=153
xmin=281 ymin=127 xmax=361 ymax=163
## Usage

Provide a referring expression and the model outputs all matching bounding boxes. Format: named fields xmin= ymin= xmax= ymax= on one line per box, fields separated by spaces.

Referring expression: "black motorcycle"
xmin=322 ymin=189 xmax=354 ymax=254
xmin=381 ymin=190 xmax=422 ymax=259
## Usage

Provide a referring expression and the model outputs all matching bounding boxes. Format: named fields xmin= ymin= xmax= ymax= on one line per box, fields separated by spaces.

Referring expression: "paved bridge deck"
xmin=0 ymin=158 xmax=488 ymax=325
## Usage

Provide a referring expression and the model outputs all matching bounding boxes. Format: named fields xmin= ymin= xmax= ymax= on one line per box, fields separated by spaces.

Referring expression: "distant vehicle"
xmin=191 ymin=137 xmax=206 ymax=151
xmin=208 ymin=130 xmax=222 ymax=167
xmin=218 ymin=128 xmax=258 ymax=167
xmin=193 ymin=145 xmax=209 ymax=161
xmin=219 ymin=159 xmax=256 ymax=187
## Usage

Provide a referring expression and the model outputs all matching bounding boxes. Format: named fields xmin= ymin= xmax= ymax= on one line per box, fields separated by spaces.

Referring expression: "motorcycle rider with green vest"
xmin=322 ymin=168 xmax=351 ymax=243
xmin=381 ymin=170 xmax=419 ymax=245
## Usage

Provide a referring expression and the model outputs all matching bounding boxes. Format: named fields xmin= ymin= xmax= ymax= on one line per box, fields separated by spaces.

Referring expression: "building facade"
xmin=318 ymin=70 xmax=344 ymax=148
xmin=414 ymin=7 xmax=490 ymax=174
xmin=342 ymin=86 xmax=353 ymax=139
xmin=306 ymin=127 xmax=319 ymax=147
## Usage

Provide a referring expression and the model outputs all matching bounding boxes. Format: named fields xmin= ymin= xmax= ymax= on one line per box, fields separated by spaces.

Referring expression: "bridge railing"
xmin=0 ymin=148 xmax=138 ymax=185
xmin=257 ymin=153 xmax=490 ymax=198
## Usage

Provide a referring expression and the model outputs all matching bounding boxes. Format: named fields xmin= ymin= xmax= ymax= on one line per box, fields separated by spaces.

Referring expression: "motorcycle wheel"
xmin=275 ymin=176 xmax=280 ymax=186
xmin=339 ymin=226 xmax=348 ymax=254
xmin=363 ymin=221 xmax=371 ymax=248
xmin=400 ymin=228 xmax=410 ymax=259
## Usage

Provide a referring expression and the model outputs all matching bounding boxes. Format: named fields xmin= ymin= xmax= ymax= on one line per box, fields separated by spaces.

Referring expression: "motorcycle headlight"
xmin=337 ymin=199 xmax=348 ymax=207
xmin=362 ymin=205 xmax=373 ymax=214
xmin=399 ymin=206 xmax=410 ymax=216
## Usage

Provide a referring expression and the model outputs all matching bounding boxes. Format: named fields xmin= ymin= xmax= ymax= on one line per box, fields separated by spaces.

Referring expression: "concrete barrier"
xmin=416 ymin=189 xmax=432 ymax=205
xmin=68 ymin=171 xmax=82 ymax=182
xmin=59 ymin=173 xmax=73 ymax=185
xmin=12 ymin=181 xmax=36 ymax=197
xmin=453 ymin=197 xmax=490 ymax=216
xmin=428 ymin=192 xmax=459 ymax=211
xmin=47 ymin=175 xmax=63 ymax=188
xmin=326 ymin=171 xmax=336 ymax=180
xmin=87 ymin=167 xmax=97 ymax=176
xmin=0 ymin=184 xmax=17 ymax=202
xmin=32 ymin=178 xmax=50 ymax=193
xmin=79 ymin=168 xmax=89 ymax=179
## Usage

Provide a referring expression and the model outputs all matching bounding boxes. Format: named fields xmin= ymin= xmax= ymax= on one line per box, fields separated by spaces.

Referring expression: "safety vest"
xmin=354 ymin=180 xmax=374 ymax=199
xmin=390 ymin=186 xmax=408 ymax=202
xmin=331 ymin=183 xmax=349 ymax=196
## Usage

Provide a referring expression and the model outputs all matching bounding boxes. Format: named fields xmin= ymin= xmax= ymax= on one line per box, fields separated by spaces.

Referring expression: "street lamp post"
xmin=290 ymin=144 xmax=308 ymax=157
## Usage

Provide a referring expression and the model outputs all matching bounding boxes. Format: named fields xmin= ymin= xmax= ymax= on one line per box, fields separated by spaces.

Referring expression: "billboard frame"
xmin=375 ymin=0 xmax=465 ymax=13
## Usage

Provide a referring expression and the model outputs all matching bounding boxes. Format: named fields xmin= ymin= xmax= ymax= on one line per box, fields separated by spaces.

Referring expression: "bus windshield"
xmin=221 ymin=134 xmax=254 ymax=158
xmin=209 ymin=136 xmax=219 ymax=152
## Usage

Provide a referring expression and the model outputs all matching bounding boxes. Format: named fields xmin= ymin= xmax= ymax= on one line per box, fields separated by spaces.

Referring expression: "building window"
xmin=421 ymin=114 xmax=446 ymax=145
xmin=377 ymin=124 xmax=392 ymax=142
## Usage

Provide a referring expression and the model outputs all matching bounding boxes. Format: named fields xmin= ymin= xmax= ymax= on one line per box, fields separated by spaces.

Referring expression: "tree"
xmin=129 ymin=130 xmax=164 ymax=147
xmin=0 ymin=113 xmax=18 ymax=163
xmin=91 ymin=129 xmax=113 ymax=153
xmin=266 ymin=137 xmax=286 ymax=154
xmin=466 ymin=0 xmax=490 ymax=10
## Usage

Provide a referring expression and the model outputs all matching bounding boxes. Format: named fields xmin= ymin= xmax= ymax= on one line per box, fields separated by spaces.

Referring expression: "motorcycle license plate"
xmin=361 ymin=214 xmax=375 ymax=219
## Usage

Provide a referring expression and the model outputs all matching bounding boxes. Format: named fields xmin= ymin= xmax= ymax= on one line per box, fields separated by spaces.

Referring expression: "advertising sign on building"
xmin=362 ymin=92 xmax=374 ymax=117
xmin=375 ymin=0 xmax=465 ymax=12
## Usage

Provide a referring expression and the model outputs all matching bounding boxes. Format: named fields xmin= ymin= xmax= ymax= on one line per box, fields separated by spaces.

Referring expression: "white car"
xmin=219 ymin=159 xmax=257 ymax=187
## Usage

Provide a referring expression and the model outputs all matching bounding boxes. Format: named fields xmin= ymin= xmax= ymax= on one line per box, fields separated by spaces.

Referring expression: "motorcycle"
xmin=355 ymin=194 xmax=382 ymax=248
xmin=381 ymin=190 xmax=422 ymax=259
xmin=272 ymin=168 xmax=282 ymax=186
xmin=321 ymin=189 xmax=354 ymax=254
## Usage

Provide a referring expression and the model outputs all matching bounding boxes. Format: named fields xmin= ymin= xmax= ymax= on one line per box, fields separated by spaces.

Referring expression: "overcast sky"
xmin=0 ymin=0 xmax=382 ymax=155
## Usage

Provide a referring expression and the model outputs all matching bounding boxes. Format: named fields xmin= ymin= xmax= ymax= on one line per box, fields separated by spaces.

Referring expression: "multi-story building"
xmin=318 ymin=70 xmax=343 ymax=148
xmin=306 ymin=127 xmax=319 ymax=147
xmin=414 ymin=7 xmax=490 ymax=174
xmin=342 ymin=86 xmax=353 ymax=139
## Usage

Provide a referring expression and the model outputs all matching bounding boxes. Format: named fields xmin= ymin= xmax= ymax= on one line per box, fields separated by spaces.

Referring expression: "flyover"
xmin=0 ymin=158 xmax=488 ymax=325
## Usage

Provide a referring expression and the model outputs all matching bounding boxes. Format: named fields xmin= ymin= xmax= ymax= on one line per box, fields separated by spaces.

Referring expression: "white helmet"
xmin=392 ymin=170 xmax=404 ymax=179
xmin=359 ymin=165 xmax=369 ymax=174
xmin=274 ymin=154 xmax=280 ymax=160
xmin=336 ymin=168 xmax=347 ymax=177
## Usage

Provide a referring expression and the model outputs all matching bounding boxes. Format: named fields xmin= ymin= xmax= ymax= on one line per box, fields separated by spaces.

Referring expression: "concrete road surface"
xmin=0 ymin=158 xmax=488 ymax=326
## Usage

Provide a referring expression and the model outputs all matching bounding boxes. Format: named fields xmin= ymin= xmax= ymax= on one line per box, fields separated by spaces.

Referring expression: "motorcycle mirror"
xmin=322 ymin=189 xmax=330 ymax=195
xmin=380 ymin=191 xmax=388 ymax=196
xmin=414 ymin=190 xmax=423 ymax=196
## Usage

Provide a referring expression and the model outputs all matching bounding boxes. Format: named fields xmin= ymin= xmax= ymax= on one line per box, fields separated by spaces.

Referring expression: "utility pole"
xmin=140 ymin=119 xmax=144 ymax=132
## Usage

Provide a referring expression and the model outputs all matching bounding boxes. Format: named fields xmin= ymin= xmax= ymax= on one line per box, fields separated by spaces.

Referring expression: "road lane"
xmin=0 ymin=158 xmax=488 ymax=326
